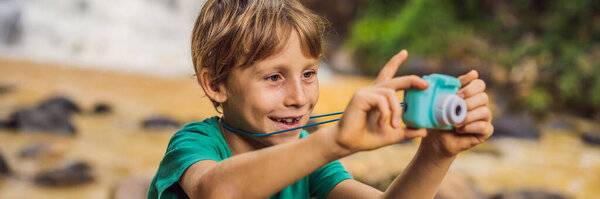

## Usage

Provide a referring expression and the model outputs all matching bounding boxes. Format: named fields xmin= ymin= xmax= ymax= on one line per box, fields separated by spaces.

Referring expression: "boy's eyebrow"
xmin=253 ymin=60 xmax=319 ymax=75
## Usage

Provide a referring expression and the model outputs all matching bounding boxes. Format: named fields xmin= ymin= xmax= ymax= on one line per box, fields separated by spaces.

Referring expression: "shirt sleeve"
xmin=150 ymin=128 xmax=225 ymax=199
xmin=308 ymin=160 xmax=353 ymax=199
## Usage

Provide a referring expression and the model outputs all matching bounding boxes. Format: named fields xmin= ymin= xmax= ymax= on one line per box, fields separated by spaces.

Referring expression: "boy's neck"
xmin=218 ymin=122 xmax=270 ymax=156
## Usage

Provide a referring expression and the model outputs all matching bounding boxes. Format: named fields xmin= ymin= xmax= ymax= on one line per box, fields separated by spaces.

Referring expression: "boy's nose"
xmin=283 ymin=79 xmax=308 ymax=108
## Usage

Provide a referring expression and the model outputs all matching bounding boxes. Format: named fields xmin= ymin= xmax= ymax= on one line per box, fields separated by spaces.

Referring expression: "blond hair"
xmin=191 ymin=0 xmax=326 ymax=110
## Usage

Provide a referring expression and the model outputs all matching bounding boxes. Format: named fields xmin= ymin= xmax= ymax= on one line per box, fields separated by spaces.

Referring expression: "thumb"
xmin=403 ymin=128 xmax=427 ymax=139
xmin=385 ymin=128 xmax=427 ymax=144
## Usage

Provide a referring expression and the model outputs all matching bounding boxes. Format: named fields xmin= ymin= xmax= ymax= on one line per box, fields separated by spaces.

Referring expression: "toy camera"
xmin=402 ymin=74 xmax=467 ymax=130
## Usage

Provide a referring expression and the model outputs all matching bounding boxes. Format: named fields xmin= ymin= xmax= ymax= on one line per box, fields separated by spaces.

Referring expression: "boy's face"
xmin=221 ymin=31 xmax=319 ymax=145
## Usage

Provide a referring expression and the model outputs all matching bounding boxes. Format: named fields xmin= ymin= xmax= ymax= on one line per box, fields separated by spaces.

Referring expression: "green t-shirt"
xmin=148 ymin=116 xmax=353 ymax=199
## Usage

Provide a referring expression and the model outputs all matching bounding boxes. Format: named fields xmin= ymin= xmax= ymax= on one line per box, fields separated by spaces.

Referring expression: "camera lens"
xmin=434 ymin=94 xmax=467 ymax=127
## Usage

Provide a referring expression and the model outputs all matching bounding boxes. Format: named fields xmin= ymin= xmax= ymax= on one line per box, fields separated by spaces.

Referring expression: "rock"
xmin=491 ymin=112 xmax=540 ymax=139
xmin=0 ymin=152 xmax=10 ymax=176
xmin=435 ymin=172 xmax=487 ymax=199
xmin=34 ymin=161 xmax=94 ymax=187
xmin=112 ymin=176 xmax=151 ymax=199
xmin=142 ymin=116 xmax=180 ymax=130
xmin=581 ymin=132 xmax=600 ymax=146
xmin=0 ymin=83 xmax=16 ymax=95
xmin=37 ymin=96 xmax=81 ymax=114
xmin=6 ymin=108 xmax=76 ymax=134
xmin=0 ymin=120 xmax=8 ymax=129
xmin=4 ymin=96 xmax=80 ymax=134
xmin=19 ymin=142 xmax=50 ymax=159
xmin=491 ymin=189 xmax=568 ymax=199
xmin=92 ymin=103 xmax=112 ymax=114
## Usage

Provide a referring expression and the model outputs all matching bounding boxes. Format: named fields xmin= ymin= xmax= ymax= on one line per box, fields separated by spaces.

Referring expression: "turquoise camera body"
xmin=402 ymin=74 xmax=467 ymax=130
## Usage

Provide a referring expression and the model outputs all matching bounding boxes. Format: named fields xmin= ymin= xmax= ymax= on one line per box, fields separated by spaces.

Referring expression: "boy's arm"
xmin=179 ymin=126 xmax=351 ymax=199
xmin=325 ymin=146 xmax=455 ymax=199
xmin=328 ymin=70 xmax=493 ymax=199
xmin=379 ymin=139 xmax=456 ymax=199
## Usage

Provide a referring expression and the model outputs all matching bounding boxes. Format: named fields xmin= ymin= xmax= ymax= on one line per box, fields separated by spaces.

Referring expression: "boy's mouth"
xmin=268 ymin=115 xmax=303 ymax=129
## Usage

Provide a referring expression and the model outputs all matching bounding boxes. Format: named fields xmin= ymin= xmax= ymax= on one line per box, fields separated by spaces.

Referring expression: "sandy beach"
xmin=1 ymin=58 xmax=599 ymax=199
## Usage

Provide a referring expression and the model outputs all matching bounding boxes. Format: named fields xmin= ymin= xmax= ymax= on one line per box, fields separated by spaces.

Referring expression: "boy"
xmin=148 ymin=0 xmax=493 ymax=198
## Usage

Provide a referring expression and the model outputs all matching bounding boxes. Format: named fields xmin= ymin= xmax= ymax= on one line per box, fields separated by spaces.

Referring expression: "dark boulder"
xmin=491 ymin=189 xmax=568 ymax=199
xmin=142 ymin=116 xmax=180 ymax=130
xmin=0 ymin=152 xmax=10 ymax=176
xmin=492 ymin=112 xmax=540 ymax=140
xmin=0 ymin=83 xmax=16 ymax=95
xmin=4 ymin=96 xmax=80 ymax=134
xmin=581 ymin=132 xmax=600 ymax=146
xmin=6 ymin=108 xmax=76 ymax=134
xmin=0 ymin=120 xmax=8 ymax=129
xmin=92 ymin=103 xmax=112 ymax=114
xmin=34 ymin=161 xmax=94 ymax=187
xmin=37 ymin=96 xmax=81 ymax=114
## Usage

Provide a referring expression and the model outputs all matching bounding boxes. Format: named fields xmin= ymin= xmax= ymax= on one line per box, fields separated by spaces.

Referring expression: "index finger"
xmin=381 ymin=75 xmax=429 ymax=91
xmin=457 ymin=70 xmax=479 ymax=87
xmin=374 ymin=50 xmax=408 ymax=84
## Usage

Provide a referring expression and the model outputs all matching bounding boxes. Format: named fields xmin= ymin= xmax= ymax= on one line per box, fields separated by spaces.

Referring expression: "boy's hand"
xmin=334 ymin=50 xmax=429 ymax=153
xmin=422 ymin=70 xmax=494 ymax=157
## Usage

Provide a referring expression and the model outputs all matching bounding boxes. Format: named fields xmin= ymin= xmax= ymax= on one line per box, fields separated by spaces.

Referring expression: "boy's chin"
xmin=263 ymin=130 xmax=302 ymax=145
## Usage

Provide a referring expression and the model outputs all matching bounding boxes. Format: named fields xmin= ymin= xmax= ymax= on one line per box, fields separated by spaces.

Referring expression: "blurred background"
xmin=0 ymin=0 xmax=599 ymax=198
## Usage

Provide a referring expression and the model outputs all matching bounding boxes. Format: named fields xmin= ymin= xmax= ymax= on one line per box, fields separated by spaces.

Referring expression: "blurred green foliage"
xmin=346 ymin=0 xmax=600 ymax=116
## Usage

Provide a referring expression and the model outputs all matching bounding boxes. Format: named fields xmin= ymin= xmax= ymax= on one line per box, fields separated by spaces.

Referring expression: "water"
xmin=0 ymin=0 xmax=207 ymax=77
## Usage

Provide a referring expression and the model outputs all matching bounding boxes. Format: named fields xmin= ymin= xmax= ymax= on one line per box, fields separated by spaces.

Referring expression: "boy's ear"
xmin=199 ymin=67 xmax=227 ymax=103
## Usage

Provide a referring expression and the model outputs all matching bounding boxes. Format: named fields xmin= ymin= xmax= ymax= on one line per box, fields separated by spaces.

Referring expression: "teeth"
xmin=274 ymin=118 xmax=297 ymax=124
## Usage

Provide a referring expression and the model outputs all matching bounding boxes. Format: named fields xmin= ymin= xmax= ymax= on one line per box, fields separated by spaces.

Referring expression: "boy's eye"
xmin=268 ymin=74 xmax=281 ymax=82
xmin=303 ymin=71 xmax=315 ymax=78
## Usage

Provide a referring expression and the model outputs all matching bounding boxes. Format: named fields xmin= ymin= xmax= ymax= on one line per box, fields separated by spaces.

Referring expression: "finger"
xmin=373 ymin=88 xmax=402 ymax=128
xmin=481 ymin=123 xmax=494 ymax=140
xmin=368 ymin=93 xmax=391 ymax=128
xmin=374 ymin=50 xmax=408 ymax=84
xmin=403 ymin=128 xmax=427 ymax=139
xmin=456 ymin=121 xmax=489 ymax=135
xmin=464 ymin=92 xmax=489 ymax=111
xmin=457 ymin=70 xmax=479 ymax=87
xmin=381 ymin=75 xmax=429 ymax=91
xmin=459 ymin=122 xmax=494 ymax=142
xmin=385 ymin=128 xmax=426 ymax=145
xmin=456 ymin=106 xmax=492 ymax=128
xmin=457 ymin=79 xmax=486 ymax=98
